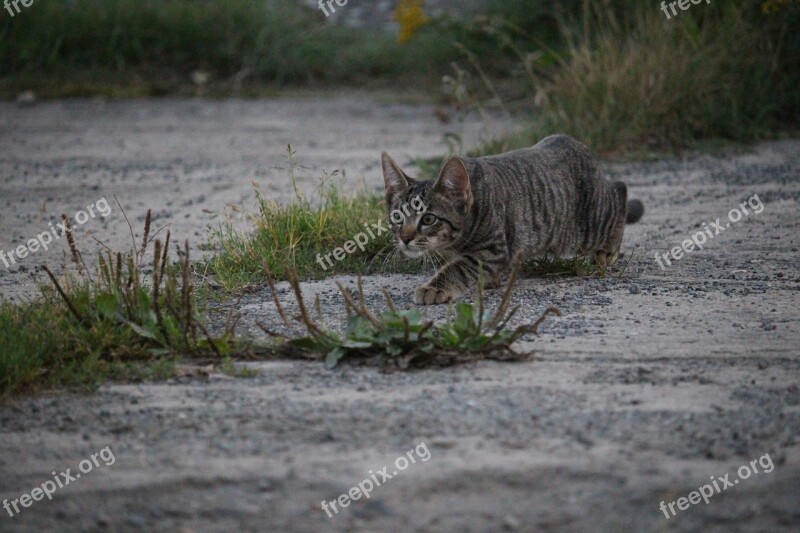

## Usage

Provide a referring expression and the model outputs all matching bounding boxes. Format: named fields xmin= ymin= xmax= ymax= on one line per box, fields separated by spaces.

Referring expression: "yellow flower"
xmin=395 ymin=0 xmax=430 ymax=45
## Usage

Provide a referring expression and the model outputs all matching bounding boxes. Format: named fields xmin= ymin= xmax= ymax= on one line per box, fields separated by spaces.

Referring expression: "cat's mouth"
xmin=397 ymin=240 xmax=429 ymax=258
xmin=401 ymin=246 xmax=426 ymax=259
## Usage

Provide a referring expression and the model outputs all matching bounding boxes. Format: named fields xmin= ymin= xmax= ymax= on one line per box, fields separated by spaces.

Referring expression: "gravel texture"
xmin=0 ymin=96 xmax=799 ymax=532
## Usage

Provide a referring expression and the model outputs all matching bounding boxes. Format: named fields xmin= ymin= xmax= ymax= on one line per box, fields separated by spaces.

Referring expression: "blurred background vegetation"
xmin=0 ymin=0 xmax=798 ymax=152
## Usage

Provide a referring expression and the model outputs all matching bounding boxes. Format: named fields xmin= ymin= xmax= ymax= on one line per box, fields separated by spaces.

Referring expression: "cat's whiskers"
xmin=380 ymin=244 xmax=402 ymax=273
xmin=427 ymin=250 xmax=447 ymax=272
xmin=366 ymin=242 xmax=395 ymax=271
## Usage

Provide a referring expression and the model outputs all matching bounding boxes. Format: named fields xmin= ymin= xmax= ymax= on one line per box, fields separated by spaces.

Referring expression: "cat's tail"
xmin=613 ymin=180 xmax=645 ymax=224
xmin=626 ymin=199 xmax=645 ymax=224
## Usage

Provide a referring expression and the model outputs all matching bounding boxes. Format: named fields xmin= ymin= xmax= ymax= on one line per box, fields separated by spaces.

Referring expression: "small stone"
xmin=503 ymin=515 xmax=521 ymax=530
xmin=16 ymin=90 xmax=36 ymax=106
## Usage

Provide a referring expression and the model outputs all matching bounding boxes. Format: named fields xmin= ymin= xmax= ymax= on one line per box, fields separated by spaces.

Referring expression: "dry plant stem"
xmin=42 ymin=266 xmax=84 ymax=323
xmin=128 ymin=255 xmax=139 ymax=308
xmin=139 ymin=209 xmax=152 ymax=259
xmin=336 ymin=282 xmax=360 ymax=317
xmin=490 ymin=305 xmax=521 ymax=337
xmin=356 ymin=276 xmax=381 ymax=327
xmin=337 ymin=281 xmax=380 ymax=328
xmin=513 ymin=307 xmax=562 ymax=340
xmin=417 ymin=321 xmax=435 ymax=338
xmin=115 ymin=252 xmax=122 ymax=287
xmin=487 ymin=258 xmax=522 ymax=329
xmin=263 ymin=262 xmax=290 ymax=326
xmin=159 ymin=231 xmax=170 ymax=282
xmin=287 ymin=270 xmax=322 ymax=337
xmin=530 ymin=306 xmax=561 ymax=332
xmin=314 ymin=294 xmax=324 ymax=323
xmin=256 ymin=321 xmax=289 ymax=340
xmin=62 ymin=214 xmax=86 ymax=277
xmin=119 ymin=258 xmax=134 ymax=317
xmin=194 ymin=320 xmax=222 ymax=358
xmin=97 ymin=253 xmax=109 ymax=289
xmin=381 ymin=289 xmax=398 ymax=312
xmin=181 ymin=240 xmax=194 ymax=345
xmin=152 ymin=239 xmax=166 ymax=338
xmin=224 ymin=295 xmax=244 ymax=336
xmin=114 ymin=195 xmax=139 ymax=259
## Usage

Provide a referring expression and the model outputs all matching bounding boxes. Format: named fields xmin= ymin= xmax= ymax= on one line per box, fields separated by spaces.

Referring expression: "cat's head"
xmin=381 ymin=152 xmax=473 ymax=258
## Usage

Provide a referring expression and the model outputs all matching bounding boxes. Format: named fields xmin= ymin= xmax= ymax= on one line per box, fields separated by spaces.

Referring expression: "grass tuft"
xmin=207 ymin=147 xmax=422 ymax=290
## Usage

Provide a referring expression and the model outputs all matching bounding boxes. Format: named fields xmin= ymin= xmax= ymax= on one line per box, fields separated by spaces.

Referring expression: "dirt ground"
xmin=0 ymin=95 xmax=798 ymax=532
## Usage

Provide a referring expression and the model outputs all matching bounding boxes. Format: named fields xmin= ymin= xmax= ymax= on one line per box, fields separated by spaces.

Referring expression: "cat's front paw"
xmin=414 ymin=285 xmax=461 ymax=305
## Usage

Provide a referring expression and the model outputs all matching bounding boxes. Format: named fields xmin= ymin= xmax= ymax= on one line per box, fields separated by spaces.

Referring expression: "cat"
xmin=381 ymin=134 xmax=644 ymax=305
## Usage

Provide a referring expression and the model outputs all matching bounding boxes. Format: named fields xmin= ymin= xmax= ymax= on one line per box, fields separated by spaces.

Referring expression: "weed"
xmin=0 ymin=204 xmax=236 ymax=396
xmin=258 ymin=263 xmax=560 ymax=370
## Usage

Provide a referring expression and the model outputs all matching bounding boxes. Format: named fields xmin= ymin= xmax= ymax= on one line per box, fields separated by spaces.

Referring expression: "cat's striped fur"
xmin=382 ymin=134 xmax=644 ymax=305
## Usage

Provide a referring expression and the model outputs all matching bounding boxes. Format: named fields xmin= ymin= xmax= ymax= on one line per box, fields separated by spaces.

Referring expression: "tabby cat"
xmin=381 ymin=134 xmax=644 ymax=305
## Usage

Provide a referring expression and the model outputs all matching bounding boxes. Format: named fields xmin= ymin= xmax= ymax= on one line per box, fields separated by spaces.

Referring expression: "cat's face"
xmin=381 ymin=153 xmax=473 ymax=258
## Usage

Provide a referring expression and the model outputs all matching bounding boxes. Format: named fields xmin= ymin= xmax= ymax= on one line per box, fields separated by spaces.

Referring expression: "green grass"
xmin=0 ymin=293 xmax=188 ymax=395
xmin=0 ymin=290 xmax=185 ymax=396
xmin=207 ymin=148 xmax=423 ymax=290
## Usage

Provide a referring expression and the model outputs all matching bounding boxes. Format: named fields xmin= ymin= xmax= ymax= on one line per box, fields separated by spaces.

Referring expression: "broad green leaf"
xmin=386 ymin=344 xmax=404 ymax=356
xmin=325 ymin=346 xmax=346 ymax=369
xmin=124 ymin=320 xmax=161 ymax=342
xmin=454 ymin=302 xmax=477 ymax=332
xmin=342 ymin=340 xmax=374 ymax=349
xmin=346 ymin=316 xmax=377 ymax=341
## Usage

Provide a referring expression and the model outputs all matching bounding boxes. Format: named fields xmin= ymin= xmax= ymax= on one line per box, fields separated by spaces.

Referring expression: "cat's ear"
xmin=433 ymin=157 xmax=472 ymax=211
xmin=381 ymin=152 xmax=413 ymax=202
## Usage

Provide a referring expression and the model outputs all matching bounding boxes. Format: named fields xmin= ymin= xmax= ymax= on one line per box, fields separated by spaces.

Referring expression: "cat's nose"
xmin=400 ymin=235 xmax=414 ymax=245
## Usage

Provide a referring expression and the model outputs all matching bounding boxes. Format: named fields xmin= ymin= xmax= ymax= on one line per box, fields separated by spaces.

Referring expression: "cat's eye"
xmin=420 ymin=213 xmax=437 ymax=226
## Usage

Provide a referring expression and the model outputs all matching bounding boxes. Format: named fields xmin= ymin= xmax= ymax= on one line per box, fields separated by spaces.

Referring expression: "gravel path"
xmin=0 ymin=97 xmax=798 ymax=532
